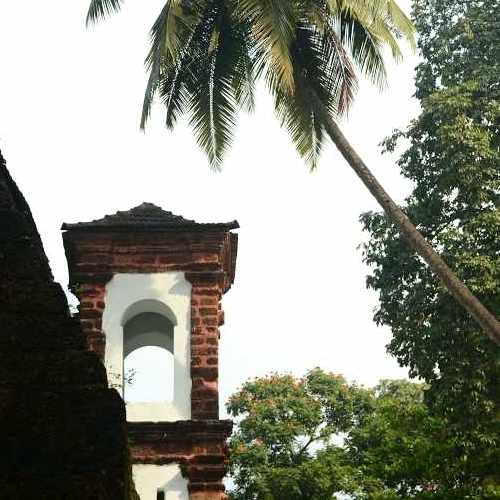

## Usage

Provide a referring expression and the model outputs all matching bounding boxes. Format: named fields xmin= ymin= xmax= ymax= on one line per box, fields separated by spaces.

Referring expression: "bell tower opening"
xmin=123 ymin=311 xmax=175 ymax=403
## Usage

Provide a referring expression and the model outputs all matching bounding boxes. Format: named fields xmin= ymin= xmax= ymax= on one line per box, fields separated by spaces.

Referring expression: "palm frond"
xmin=386 ymin=0 xmax=416 ymax=49
xmin=141 ymin=59 xmax=161 ymax=129
xmin=232 ymin=50 xmax=256 ymax=113
xmin=299 ymin=0 xmax=357 ymax=114
xmin=158 ymin=29 xmax=195 ymax=130
xmin=324 ymin=0 xmax=415 ymax=64
xmin=339 ymin=0 xmax=409 ymax=61
xmin=225 ymin=15 xmax=261 ymax=112
xmin=228 ymin=22 xmax=257 ymax=112
xmin=162 ymin=0 xmax=200 ymax=58
xmin=140 ymin=0 xmax=251 ymax=167
xmin=141 ymin=2 xmax=171 ymax=129
xmin=234 ymin=0 xmax=297 ymax=94
xmin=274 ymin=26 xmax=338 ymax=169
xmin=183 ymin=2 xmax=242 ymax=168
xmin=369 ymin=16 xmax=403 ymax=61
xmin=187 ymin=56 xmax=237 ymax=169
xmin=321 ymin=23 xmax=358 ymax=114
xmin=86 ymin=0 xmax=123 ymax=26
xmin=155 ymin=16 xmax=200 ymax=131
xmin=141 ymin=0 xmax=201 ymax=129
xmin=276 ymin=88 xmax=324 ymax=169
xmin=161 ymin=63 xmax=191 ymax=129
xmin=338 ymin=12 xmax=388 ymax=89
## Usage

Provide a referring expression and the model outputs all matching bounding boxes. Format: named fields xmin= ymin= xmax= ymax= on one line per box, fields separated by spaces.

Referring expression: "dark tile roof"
xmin=61 ymin=202 xmax=239 ymax=232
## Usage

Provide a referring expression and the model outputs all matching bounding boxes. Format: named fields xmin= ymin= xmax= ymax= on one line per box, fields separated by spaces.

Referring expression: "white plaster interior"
xmin=102 ymin=273 xmax=191 ymax=421
xmin=133 ymin=464 xmax=189 ymax=500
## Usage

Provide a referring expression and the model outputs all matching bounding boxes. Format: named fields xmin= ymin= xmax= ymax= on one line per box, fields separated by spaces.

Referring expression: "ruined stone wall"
xmin=0 ymin=151 xmax=138 ymax=499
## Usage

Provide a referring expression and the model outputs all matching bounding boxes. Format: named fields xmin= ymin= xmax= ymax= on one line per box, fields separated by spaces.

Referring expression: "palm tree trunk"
xmin=310 ymin=90 xmax=500 ymax=346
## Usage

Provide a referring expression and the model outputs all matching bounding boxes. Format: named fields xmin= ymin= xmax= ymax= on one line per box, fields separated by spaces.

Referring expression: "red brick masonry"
xmin=63 ymin=230 xmax=238 ymax=419
xmin=129 ymin=420 xmax=232 ymax=498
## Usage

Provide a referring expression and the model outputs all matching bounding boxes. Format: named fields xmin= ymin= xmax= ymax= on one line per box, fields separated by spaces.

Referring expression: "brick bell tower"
xmin=62 ymin=203 xmax=238 ymax=500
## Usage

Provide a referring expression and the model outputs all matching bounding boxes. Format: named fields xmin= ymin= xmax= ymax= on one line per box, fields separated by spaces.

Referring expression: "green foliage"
xmin=86 ymin=0 xmax=123 ymax=25
xmin=346 ymin=381 xmax=500 ymax=499
xmin=227 ymin=373 xmax=500 ymax=499
xmin=87 ymin=0 xmax=415 ymax=168
xmin=226 ymin=369 xmax=371 ymax=499
xmin=347 ymin=380 xmax=448 ymax=498
xmin=360 ymin=0 xmax=500 ymax=493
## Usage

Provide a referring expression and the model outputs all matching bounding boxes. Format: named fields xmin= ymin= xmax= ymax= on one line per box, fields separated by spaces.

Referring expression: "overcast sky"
xmin=0 ymin=1 xmax=420 ymax=409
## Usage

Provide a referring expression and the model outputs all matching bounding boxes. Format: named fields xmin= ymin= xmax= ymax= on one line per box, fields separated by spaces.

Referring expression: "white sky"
xmin=0 ymin=1 xmax=420 ymax=412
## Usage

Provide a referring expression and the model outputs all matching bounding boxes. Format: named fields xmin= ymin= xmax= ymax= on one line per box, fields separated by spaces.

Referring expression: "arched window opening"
xmin=124 ymin=346 xmax=174 ymax=403
xmin=123 ymin=311 xmax=174 ymax=403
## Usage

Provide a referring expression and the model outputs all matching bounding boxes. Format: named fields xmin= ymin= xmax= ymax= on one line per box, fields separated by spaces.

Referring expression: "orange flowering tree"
xmin=226 ymin=368 xmax=371 ymax=499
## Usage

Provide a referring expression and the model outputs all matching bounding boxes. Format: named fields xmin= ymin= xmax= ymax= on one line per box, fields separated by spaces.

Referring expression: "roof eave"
xmin=61 ymin=221 xmax=240 ymax=232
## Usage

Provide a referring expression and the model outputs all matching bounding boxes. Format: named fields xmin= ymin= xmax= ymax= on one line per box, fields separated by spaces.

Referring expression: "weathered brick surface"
xmin=0 ymin=151 xmax=137 ymax=500
xmin=63 ymin=206 xmax=238 ymax=499
xmin=129 ymin=420 xmax=232 ymax=498
xmin=63 ymin=218 xmax=237 ymax=421
xmin=63 ymin=231 xmax=237 ymax=288
xmin=189 ymin=279 xmax=224 ymax=420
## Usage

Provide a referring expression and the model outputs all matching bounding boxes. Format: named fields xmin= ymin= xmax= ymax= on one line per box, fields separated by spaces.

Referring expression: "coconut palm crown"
xmin=86 ymin=0 xmax=500 ymax=344
xmin=87 ymin=0 xmax=414 ymax=169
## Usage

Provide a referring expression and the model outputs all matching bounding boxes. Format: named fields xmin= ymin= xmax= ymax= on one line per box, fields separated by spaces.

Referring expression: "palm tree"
xmin=86 ymin=0 xmax=500 ymax=345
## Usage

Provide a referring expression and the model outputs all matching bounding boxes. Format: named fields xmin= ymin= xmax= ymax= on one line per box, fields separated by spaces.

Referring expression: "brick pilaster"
xmin=187 ymin=273 xmax=225 ymax=420
xmin=74 ymin=283 xmax=107 ymax=359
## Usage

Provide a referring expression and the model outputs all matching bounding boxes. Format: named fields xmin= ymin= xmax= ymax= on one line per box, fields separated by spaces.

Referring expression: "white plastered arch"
xmin=102 ymin=273 xmax=192 ymax=422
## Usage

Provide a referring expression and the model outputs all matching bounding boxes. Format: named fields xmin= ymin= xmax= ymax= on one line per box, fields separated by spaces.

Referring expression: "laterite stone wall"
xmin=0 ymin=151 xmax=138 ymax=500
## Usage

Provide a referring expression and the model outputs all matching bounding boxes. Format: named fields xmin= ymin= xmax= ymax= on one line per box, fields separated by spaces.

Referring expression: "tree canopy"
xmin=87 ymin=0 xmax=414 ymax=169
xmin=226 ymin=369 xmax=370 ymax=499
xmin=227 ymin=370 xmax=500 ymax=499
xmin=360 ymin=0 xmax=500 ymax=489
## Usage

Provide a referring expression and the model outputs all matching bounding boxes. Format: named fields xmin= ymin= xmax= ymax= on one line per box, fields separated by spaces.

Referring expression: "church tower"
xmin=62 ymin=203 xmax=238 ymax=500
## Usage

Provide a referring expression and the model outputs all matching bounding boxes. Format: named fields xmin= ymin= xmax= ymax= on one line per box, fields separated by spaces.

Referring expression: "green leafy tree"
xmin=86 ymin=0 xmax=500 ymax=342
xmin=361 ymin=0 xmax=500 ymax=487
xmin=346 ymin=380 xmax=500 ymax=499
xmin=226 ymin=369 xmax=371 ymax=499
xmin=228 ymin=372 xmax=500 ymax=499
